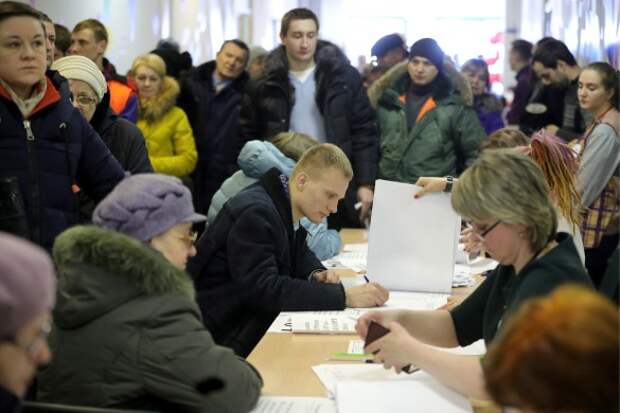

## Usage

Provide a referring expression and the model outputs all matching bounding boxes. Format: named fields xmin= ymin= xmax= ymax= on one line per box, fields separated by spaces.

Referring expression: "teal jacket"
xmin=368 ymin=60 xmax=486 ymax=183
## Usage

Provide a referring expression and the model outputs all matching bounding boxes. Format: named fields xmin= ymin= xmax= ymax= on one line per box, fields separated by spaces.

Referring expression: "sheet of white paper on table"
xmin=313 ymin=364 xmax=417 ymax=397
xmin=468 ymin=256 xmax=499 ymax=274
xmin=435 ymin=339 xmax=486 ymax=356
xmin=347 ymin=340 xmax=364 ymax=354
xmin=367 ymin=180 xmax=460 ymax=293
xmin=291 ymin=314 xmax=356 ymax=334
xmin=340 ymin=275 xmax=366 ymax=289
xmin=322 ymin=250 xmax=368 ymax=273
xmin=335 ymin=376 xmax=471 ymax=413
xmin=379 ymin=291 xmax=449 ymax=310
xmin=267 ymin=291 xmax=448 ymax=333
xmin=250 ymin=396 xmax=336 ymax=413
xmin=342 ymin=243 xmax=368 ymax=252
xmin=314 ymin=341 xmax=485 ymax=398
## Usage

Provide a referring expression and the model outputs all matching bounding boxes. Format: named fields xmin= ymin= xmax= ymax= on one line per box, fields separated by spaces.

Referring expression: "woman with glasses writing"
xmin=355 ymin=150 xmax=591 ymax=401
xmin=0 ymin=232 xmax=56 ymax=413
xmin=38 ymin=174 xmax=262 ymax=412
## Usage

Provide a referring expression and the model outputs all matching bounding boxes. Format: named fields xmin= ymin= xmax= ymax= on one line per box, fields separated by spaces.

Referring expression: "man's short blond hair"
xmin=292 ymin=143 xmax=353 ymax=181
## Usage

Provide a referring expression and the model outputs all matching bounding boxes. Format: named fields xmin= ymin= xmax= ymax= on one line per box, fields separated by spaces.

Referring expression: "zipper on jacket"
xmin=23 ymin=120 xmax=40 ymax=244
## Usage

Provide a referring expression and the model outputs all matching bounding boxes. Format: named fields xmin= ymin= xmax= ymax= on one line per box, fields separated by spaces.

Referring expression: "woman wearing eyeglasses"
xmin=355 ymin=150 xmax=591 ymax=400
xmin=51 ymin=55 xmax=153 ymax=174
xmin=38 ymin=174 xmax=262 ymax=412
xmin=0 ymin=232 xmax=55 ymax=413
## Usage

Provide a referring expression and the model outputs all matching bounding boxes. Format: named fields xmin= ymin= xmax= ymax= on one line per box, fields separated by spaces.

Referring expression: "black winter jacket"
xmin=0 ymin=73 xmax=124 ymax=249
xmin=238 ymin=41 xmax=379 ymax=227
xmin=178 ymin=61 xmax=249 ymax=213
xmin=187 ymin=168 xmax=346 ymax=357
xmin=91 ymin=93 xmax=153 ymax=174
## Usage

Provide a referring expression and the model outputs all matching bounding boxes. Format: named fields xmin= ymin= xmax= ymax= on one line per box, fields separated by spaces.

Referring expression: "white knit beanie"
xmin=51 ymin=55 xmax=108 ymax=102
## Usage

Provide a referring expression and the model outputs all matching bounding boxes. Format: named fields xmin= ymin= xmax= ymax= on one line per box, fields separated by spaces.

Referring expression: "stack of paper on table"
xmin=336 ymin=377 xmax=471 ymax=413
xmin=367 ymin=180 xmax=461 ymax=294
xmin=290 ymin=312 xmax=357 ymax=334
xmin=312 ymin=364 xmax=470 ymax=411
xmin=250 ymin=396 xmax=336 ymax=413
xmin=267 ymin=290 xmax=449 ymax=333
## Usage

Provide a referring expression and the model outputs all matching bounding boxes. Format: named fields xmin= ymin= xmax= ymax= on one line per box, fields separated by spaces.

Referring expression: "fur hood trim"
xmin=54 ymin=225 xmax=195 ymax=300
xmin=139 ymin=75 xmax=180 ymax=123
xmin=367 ymin=57 xmax=473 ymax=109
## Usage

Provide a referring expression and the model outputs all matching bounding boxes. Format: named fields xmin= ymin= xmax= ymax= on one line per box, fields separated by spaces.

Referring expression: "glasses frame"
xmin=479 ymin=220 xmax=501 ymax=238
xmin=70 ymin=93 xmax=98 ymax=107
xmin=176 ymin=231 xmax=198 ymax=248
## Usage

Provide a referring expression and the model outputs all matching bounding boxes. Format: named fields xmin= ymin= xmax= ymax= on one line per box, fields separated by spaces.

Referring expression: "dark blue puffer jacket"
xmin=0 ymin=72 xmax=125 ymax=250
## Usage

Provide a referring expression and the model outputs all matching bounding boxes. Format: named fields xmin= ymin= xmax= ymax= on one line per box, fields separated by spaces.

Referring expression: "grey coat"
xmin=38 ymin=226 xmax=262 ymax=413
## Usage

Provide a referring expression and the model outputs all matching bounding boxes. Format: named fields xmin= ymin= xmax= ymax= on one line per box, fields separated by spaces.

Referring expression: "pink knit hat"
xmin=0 ymin=232 xmax=56 ymax=338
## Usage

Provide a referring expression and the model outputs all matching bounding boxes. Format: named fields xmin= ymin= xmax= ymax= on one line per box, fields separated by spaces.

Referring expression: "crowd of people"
xmin=0 ymin=2 xmax=618 ymax=413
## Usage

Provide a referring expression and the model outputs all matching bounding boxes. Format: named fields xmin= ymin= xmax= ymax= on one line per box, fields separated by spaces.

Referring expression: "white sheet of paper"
xmin=347 ymin=340 xmax=365 ymax=354
xmin=291 ymin=314 xmax=356 ymax=334
xmin=436 ymin=339 xmax=486 ymax=356
xmin=335 ymin=376 xmax=471 ymax=413
xmin=340 ymin=275 xmax=366 ymax=289
xmin=377 ymin=291 xmax=449 ymax=311
xmin=367 ymin=180 xmax=460 ymax=293
xmin=250 ymin=396 xmax=336 ymax=413
xmin=313 ymin=364 xmax=417 ymax=397
xmin=343 ymin=243 xmax=368 ymax=252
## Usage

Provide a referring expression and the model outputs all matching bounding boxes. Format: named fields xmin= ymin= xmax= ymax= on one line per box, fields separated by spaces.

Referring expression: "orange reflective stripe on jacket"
xmin=108 ymin=79 xmax=133 ymax=114
xmin=416 ymin=97 xmax=437 ymax=123
xmin=399 ymin=94 xmax=438 ymax=124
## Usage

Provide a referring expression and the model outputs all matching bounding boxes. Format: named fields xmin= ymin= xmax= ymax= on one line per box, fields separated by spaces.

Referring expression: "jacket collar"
xmin=368 ymin=59 xmax=473 ymax=110
xmin=53 ymin=225 xmax=195 ymax=328
xmin=262 ymin=40 xmax=349 ymax=82
xmin=194 ymin=60 xmax=249 ymax=92
xmin=259 ymin=168 xmax=295 ymax=236
xmin=0 ymin=76 xmax=62 ymax=117
xmin=138 ymin=76 xmax=179 ymax=122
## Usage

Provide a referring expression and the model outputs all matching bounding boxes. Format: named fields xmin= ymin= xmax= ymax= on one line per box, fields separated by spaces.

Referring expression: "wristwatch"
xmin=444 ymin=176 xmax=454 ymax=193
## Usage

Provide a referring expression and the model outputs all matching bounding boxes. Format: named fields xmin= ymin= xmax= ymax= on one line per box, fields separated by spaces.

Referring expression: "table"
xmin=247 ymin=229 xmax=481 ymax=397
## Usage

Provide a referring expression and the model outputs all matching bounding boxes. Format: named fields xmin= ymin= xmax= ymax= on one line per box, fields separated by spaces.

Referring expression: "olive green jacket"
xmin=368 ymin=60 xmax=486 ymax=183
xmin=38 ymin=226 xmax=262 ymax=413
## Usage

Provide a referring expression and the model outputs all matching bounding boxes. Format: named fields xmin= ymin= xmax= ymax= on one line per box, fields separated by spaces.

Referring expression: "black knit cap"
xmin=409 ymin=38 xmax=444 ymax=70
xmin=371 ymin=33 xmax=406 ymax=58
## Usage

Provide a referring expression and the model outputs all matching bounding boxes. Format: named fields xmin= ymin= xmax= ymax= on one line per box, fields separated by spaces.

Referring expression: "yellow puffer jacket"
xmin=137 ymin=76 xmax=197 ymax=177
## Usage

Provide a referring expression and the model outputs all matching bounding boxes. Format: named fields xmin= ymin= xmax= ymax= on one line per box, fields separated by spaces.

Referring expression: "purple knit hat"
xmin=92 ymin=174 xmax=206 ymax=241
xmin=0 ymin=232 xmax=56 ymax=338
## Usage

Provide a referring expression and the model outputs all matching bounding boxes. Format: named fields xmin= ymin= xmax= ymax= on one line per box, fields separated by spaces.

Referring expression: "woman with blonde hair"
xmin=130 ymin=53 xmax=197 ymax=178
xmin=417 ymin=127 xmax=586 ymax=264
xmin=356 ymin=150 xmax=591 ymax=400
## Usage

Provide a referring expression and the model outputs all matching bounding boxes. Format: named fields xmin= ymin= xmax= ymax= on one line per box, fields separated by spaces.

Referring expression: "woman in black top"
xmin=356 ymin=150 xmax=591 ymax=400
